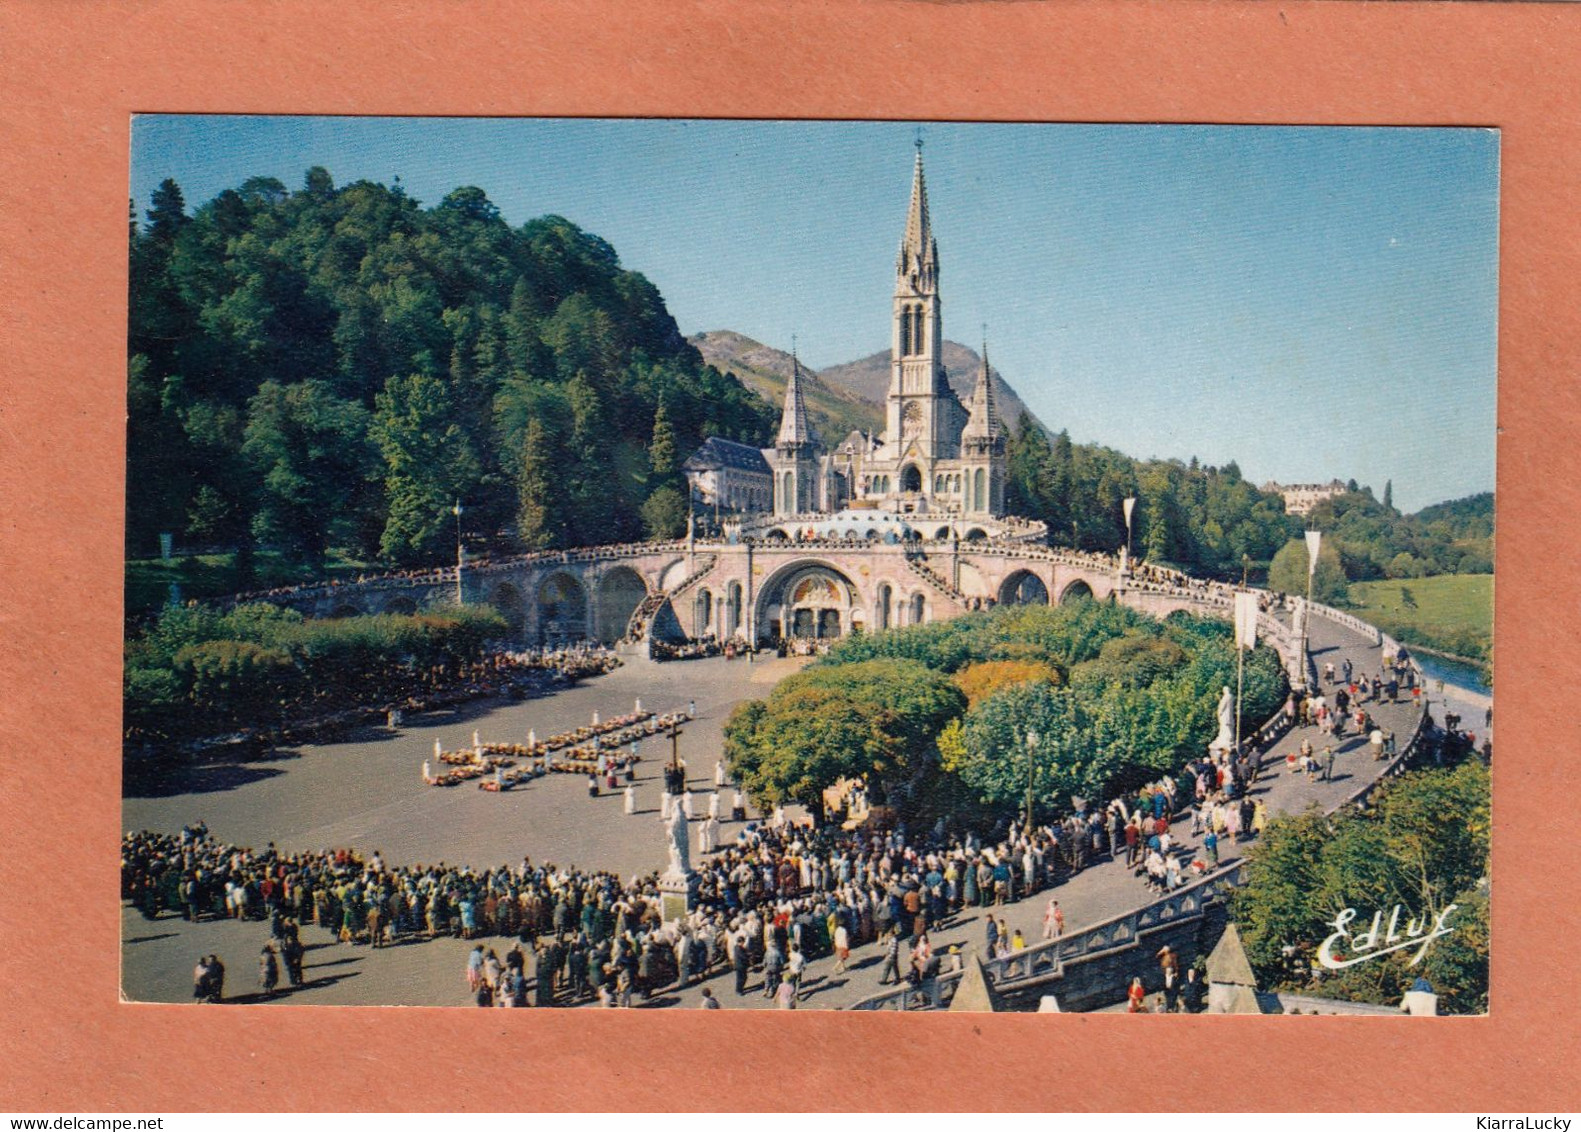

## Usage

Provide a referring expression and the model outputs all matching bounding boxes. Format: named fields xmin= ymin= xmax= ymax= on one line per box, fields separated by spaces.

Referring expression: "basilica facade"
xmin=763 ymin=148 xmax=1008 ymax=526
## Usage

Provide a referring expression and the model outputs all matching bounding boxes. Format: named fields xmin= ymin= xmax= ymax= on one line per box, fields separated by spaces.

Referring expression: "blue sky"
xmin=130 ymin=117 xmax=1498 ymax=513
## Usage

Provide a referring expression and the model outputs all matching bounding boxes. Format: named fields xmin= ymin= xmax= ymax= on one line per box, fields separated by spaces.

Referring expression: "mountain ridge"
xmin=690 ymin=331 xmax=1047 ymax=446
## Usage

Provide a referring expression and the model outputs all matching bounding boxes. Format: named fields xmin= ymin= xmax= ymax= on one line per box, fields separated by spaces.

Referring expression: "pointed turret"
xmin=898 ymin=145 xmax=939 ymax=285
xmin=962 ymin=339 xmax=1003 ymax=443
xmin=770 ymin=347 xmax=819 ymax=517
xmin=777 ymin=351 xmax=814 ymax=449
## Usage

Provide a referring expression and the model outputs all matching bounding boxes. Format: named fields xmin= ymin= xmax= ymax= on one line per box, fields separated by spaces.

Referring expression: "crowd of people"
xmin=650 ymin=638 xmax=722 ymax=662
xmin=124 ymin=741 xmax=1238 ymax=1009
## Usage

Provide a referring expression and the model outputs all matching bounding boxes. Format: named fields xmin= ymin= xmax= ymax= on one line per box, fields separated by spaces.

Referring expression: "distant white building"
xmin=682 ymin=436 xmax=773 ymax=514
xmin=1261 ymin=478 xmax=1348 ymax=516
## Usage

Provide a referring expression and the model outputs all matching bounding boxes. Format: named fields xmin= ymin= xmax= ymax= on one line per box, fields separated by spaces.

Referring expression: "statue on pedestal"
xmin=1209 ymin=685 xmax=1236 ymax=754
xmin=659 ymin=801 xmax=696 ymax=923
xmin=665 ymin=800 xmax=691 ymax=879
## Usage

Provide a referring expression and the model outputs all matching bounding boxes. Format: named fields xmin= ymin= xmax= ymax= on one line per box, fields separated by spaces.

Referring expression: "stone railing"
xmin=848 ymin=863 xmax=1246 ymax=1011
xmin=902 ymin=549 xmax=969 ymax=603
xmin=215 ymin=540 xmax=693 ymax=610
xmin=1308 ymin=601 xmax=1382 ymax=647
xmin=665 ymin=554 xmax=718 ymax=599
xmin=1339 ymin=698 xmax=1434 ymax=810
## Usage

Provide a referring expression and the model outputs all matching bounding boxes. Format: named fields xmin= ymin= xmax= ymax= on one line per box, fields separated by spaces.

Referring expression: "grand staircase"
xmin=623 ymin=554 xmax=717 ymax=642
xmin=903 ymin=548 xmax=968 ymax=604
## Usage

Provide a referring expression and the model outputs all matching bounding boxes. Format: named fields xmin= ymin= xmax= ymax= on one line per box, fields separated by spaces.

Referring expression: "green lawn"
xmin=1345 ymin=573 xmax=1492 ymax=661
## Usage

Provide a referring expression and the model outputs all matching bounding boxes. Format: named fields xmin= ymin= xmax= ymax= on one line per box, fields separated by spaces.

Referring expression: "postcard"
xmin=120 ymin=117 xmax=1495 ymax=1018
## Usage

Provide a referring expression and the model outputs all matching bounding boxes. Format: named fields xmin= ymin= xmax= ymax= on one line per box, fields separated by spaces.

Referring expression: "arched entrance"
xmin=330 ymin=602 xmax=364 ymax=619
xmin=755 ymin=562 xmax=859 ymax=644
xmin=909 ymin=592 xmax=927 ymax=625
xmin=998 ymin=570 xmax=1050 ymax=606
xmin=489 ymin=582 xmax=526 ymax=638
xmin=538 ymin=572 xmax=589 ymax=642
xmin=594 ymin=566 xmax=648 ymax=644
xmin=724 ymin=581 xmax=743 ymax=639
xmin=1059 ymin=578 xmax=1095 ymax=605
xmin=901 ymin=464 xmax=923 ymax=493
xmin=695 ymin=588 xmax=714 ymax=636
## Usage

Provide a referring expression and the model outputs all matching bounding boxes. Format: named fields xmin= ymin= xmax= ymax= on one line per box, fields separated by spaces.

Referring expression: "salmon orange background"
xmin=0 ymin=0 xmax=1575 ymax=1112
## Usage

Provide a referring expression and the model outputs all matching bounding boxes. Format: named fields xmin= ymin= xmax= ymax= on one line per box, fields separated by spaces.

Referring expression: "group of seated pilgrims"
xmin=423 ymin=707 xmax=691 ymax=789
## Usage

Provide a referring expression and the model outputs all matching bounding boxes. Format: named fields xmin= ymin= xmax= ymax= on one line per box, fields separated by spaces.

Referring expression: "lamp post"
xmin=452 ymin=498 xmax=465 ymax=606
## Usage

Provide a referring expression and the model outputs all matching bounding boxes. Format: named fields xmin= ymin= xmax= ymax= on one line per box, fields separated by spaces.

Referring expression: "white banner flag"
xmin=1234 ymin=590 xmax=1260 ymax=650
xmin=1305 ymin=529 xmax=1322 ymax=576
xmin=1123 ymin=496 xmax=1136 ymax=526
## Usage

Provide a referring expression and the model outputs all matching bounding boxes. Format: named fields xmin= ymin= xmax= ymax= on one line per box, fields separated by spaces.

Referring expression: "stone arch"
xmin=934 ymin=526 xmax=952 ymax=542
xmin=998 ymin=569 xmax=1050 ymax=606
xmin=1059 ymin=578 xmax=1096 ymax=605
xmin=489 ymin=582 xmax=526 ymax=637
xmin=876 ymin=582 xmax=894 ymax=631
xmin=910 ymin=592 xmax=927 ymax=625
xmin=330 ymin=602 xmax=364 ymax=619
xmin=865 ymin=528 xmax=879 ymax=541
xmin=725 ymin=580 xmax=744 ymax=639
xmin=901 ymin=464 xmax=923 ymax=493
xmin=594 ymin=565 xmax=648 ymax=644
xmin=764 ymin=528 xmax=790 ymax=541
xmin=964 ymin=527 xmax=987 ymax=541
xmin=695 ymin=588 xmax=714 ymax=636
xmin=754 ymin=559 xmax=860 ymax=644
xmin=538 ymin=571 xmax=589 ymax=642
xmin=382 ymin=596 xmax=418 ymax=615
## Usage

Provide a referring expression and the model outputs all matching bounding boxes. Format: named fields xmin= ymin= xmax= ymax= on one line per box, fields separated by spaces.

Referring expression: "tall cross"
xmin=914 ymin=126 xmax=924 ymax=152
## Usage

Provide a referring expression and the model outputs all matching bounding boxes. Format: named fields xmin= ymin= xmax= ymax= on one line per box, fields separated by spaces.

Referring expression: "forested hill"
xmin=127 ymin=170 xmax=776 ymax=569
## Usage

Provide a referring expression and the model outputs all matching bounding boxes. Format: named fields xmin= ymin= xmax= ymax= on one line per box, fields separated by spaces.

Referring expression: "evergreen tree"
xmin=515 ymin=417 xmax=561 ymax=550
xmin=242 ymin=380 xmax=374 ymax=570
xmin=145 ymin=178 xmax=189 ymax=243
xmin=649 ymin=399 xmax=678 ymax=481
xmin=371 ymin=372 xmax=482 ymax=563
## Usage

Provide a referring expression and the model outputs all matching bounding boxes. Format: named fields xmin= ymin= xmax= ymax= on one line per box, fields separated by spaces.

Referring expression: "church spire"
xmin=963 ymin=334 xmax=1003 ymax=443
xmin=898 ymin=141 xmax=938 ymax=284
xmin=777 ymin=345 xmax=814 ymax=448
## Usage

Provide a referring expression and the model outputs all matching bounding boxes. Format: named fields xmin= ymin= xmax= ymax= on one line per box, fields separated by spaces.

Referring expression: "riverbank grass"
xmin=1345 ymin=574 xmax=1492 ymax=662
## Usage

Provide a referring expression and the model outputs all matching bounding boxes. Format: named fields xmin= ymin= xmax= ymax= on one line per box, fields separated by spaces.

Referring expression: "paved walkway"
xmin=121 ymin=613 xmax=1429 ymax=1009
